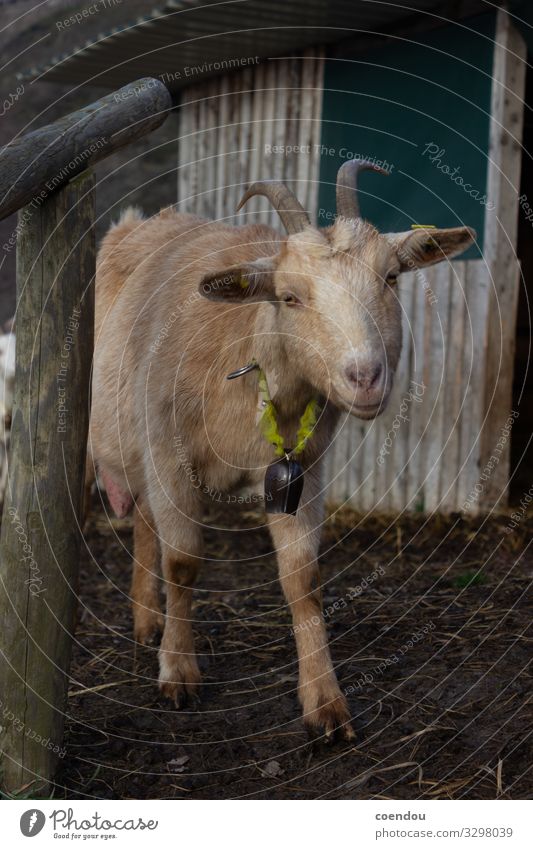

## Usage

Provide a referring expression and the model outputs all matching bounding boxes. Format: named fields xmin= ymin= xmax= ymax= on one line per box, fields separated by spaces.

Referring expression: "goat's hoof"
xmin=134 ymin=612 xmax=165 ymax=646
xmin=303 ymin=694 xmax=356 ymax=745
xmin=158 ymin=654 xmax=201 ymax=710
xmin=159 ymin=679 xmax=200 ymax=710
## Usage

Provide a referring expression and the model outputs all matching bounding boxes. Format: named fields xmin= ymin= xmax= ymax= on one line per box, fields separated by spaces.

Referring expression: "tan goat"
xmin=89 ymin=162 xmax=474 ymax=740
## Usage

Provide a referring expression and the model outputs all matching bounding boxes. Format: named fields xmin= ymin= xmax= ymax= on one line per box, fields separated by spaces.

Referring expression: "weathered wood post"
xmin=0 ymin=171 xmax=95 ymax=796
xmin=0 ymin=76 xmax=172 ymax=796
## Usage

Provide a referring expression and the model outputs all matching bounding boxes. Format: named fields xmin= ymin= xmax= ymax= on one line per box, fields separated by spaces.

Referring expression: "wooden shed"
xmin=29 ymin=0 xmax=532 ymax=515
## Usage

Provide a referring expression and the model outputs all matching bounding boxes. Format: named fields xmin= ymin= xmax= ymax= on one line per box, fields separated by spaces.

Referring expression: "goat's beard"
xmin=348 ymin=397 xmax=389 ymax=419
xmin=348 ymin=400 xmax=389 ymax=420
xmin=328 ymin=383 xmax=392 ymax=419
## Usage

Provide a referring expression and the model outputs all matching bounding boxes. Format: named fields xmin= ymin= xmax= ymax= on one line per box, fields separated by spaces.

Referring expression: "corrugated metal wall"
xmin=175 ymin=52 xmax=490 ymax=514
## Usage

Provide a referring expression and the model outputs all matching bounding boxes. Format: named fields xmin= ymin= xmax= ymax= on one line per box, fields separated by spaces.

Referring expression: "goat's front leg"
xmin=267 ymin=469 xmax=354 ymax=741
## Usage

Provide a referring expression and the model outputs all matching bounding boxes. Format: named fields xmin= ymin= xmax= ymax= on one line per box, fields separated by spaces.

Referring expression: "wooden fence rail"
xmin=0 ymin=78 xmax=172 ymax=222
xmin=0 ymin=78 xmax=171 ymax=796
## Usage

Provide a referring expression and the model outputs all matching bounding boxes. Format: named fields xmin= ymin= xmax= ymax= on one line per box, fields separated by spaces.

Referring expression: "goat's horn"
xmin=237 ymin=181 xmax=310 ymax=235
xmin=336 ymin=160 xmax=388 ymax=220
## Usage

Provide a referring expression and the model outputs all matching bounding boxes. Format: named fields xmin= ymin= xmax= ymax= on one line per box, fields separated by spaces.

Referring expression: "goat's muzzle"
xmin=340 ymin=357 xmax=391 ymax=419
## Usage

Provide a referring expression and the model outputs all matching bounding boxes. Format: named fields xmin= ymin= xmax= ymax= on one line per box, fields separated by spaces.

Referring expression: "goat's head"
xmin=200 ymin=163 xmax=475 ymax=418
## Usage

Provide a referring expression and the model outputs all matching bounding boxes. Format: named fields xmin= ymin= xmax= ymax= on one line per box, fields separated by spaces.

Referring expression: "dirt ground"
xmin=53 ymin=499 xmax=532 ymax=800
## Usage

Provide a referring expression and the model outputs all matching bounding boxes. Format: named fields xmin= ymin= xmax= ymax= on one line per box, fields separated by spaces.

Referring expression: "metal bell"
xmin=264 ymin=455 xmax=304 ymax=515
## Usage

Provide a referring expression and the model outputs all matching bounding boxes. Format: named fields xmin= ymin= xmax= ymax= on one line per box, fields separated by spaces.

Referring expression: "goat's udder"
xmin=100 ymin=467 xmax=134 ymax=519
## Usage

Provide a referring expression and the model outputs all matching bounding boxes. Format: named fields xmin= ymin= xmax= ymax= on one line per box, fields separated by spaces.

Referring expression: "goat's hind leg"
xmin=148 ymin=497 xmax=203 ymax=709
xmin=132 ymin=501 xmax=164 ymax=645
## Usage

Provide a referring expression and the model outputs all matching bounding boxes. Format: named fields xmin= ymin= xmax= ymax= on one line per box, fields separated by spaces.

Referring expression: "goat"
xmin=89 ymin=162 xmax=474 ymax=740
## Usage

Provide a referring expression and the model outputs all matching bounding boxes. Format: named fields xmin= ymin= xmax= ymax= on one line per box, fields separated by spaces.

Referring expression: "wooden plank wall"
xmin=176 ymin=50 xmax=325 ymax=225
xmin=174 ymin=52 xmax=498 ymax=515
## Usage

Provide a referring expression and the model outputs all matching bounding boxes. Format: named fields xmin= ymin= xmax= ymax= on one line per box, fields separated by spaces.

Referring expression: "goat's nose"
xmin=345 ymin=361 xmax=383 ymax=391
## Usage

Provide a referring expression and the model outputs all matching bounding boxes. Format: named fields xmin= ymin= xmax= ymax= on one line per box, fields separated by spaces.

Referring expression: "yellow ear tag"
xmin=238 ymin=274 xmax=249 ymax=289
xmin=411 ymin=225 xmax=437 ymax=250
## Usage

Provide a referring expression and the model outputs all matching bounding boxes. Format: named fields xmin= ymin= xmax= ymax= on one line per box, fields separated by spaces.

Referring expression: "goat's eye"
xmin=282 ymin=293 xmax=301 ymax=306
xmin=386 ymin=273 xmax=398 ymax=286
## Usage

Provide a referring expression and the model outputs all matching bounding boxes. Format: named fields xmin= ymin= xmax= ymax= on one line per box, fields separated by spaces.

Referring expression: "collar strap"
xmin=227 ymin=360 xmax=321 ymax=458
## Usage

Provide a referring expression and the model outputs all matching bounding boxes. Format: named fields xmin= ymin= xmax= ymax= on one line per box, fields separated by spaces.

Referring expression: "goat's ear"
xmin=389 ymin=227 xmax=476 ymax=271
xmin=199 ymin=257 xmax=276 ymax=302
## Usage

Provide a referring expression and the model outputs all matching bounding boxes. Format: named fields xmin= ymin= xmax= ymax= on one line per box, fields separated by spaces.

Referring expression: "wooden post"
xmin=479 ymin=9 xmax=526 ymax=511
xmin=0 ymin=170 xmax=95 ymax=796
